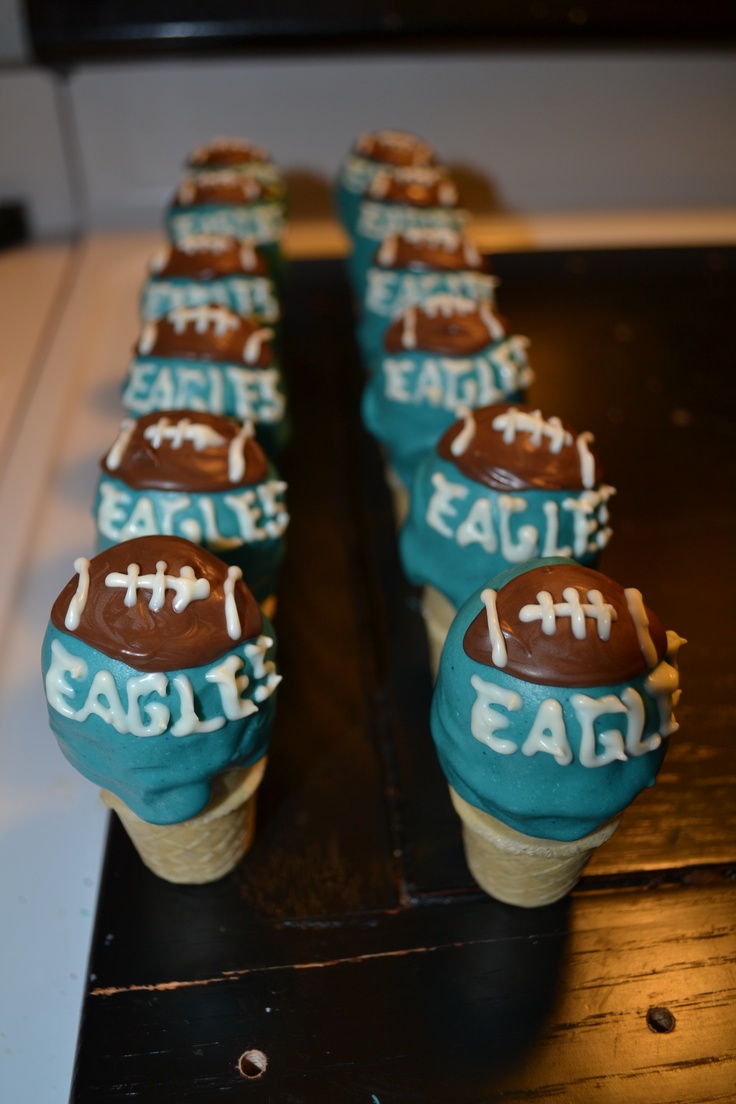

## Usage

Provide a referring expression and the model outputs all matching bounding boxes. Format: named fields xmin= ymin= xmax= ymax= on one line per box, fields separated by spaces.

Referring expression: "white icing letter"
xmin=170 ymin=675 xmax=225 ymax=735
xmin=382 ymin=358 xmax=413 ymax=403
xmin=571 ymin=694 xmax=629 ymax=767
xmin=206 ymin=654 xmax=258 ymax=719
xmin=45 ymin=639 xmax=88 ymax=716
xmin=520 ymin=698 xmax=574 ymax=765
xmin=469 ymin=674 xmax=522 ymax=753
xmin=457 ymin=497 xmax=498 ymax=553
xmin=75 ymin=670 xmax=130 ymax=732
xmin=425 ymin=471 xmax=467 ymax=539
xmin=97 ymin=482 xmax=131 ymax=541
xmin=125 ymin=673 xmax=170 ymax=736
xmin=497 ymin=495 xmax=538 ymax=562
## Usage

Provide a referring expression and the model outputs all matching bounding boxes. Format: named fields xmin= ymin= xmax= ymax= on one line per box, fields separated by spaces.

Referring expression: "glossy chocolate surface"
xmin=438 ymin=402 xmax=603 ymax=491
xmin=149 ymin=237 xmax=269 ymax=279
xmin=136 ymin=306 xmax=273 ymax=367
xmin=384 ymin=299 xmax=505 ymax=355
xmin=354 ymin=130 xmax=434 ymax=167
xmin=188 ymin=138 xmax=270 ymax=168
xmin=375 ymin=230 xmax=488 ymax=272
xmin=463 ymin=562 xmax=667 ymax=687
xmin=172 ymin=173 xmax=275 ymax=208
xmin=50 ymin=535 xmax=262 ymax=672
xmin=100 ymin=411 xmax=269 ymax=492
xmin=367 ymin=166 xmax=458 ymax=208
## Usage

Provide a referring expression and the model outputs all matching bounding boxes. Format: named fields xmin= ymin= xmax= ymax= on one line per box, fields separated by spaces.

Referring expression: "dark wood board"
xmin=71 ymin=247 xmax=736 ymax=1101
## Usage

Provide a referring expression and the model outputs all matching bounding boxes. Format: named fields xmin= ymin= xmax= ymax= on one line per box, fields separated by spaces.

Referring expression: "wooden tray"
xmin=70 ymin=249 xmax=736 ymax=1102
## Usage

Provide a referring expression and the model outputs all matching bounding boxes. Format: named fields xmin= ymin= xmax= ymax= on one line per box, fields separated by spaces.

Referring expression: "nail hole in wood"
xmin=238 ymin=1049 xmax=268 ymax=1079
xmin=646 ymin=1006 xmax=676 ymax=1034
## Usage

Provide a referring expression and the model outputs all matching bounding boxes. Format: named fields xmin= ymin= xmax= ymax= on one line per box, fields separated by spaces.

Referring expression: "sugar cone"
xmin=383 ymin=464 xmax=409 ymax=528
xmin=101 ymin=758 xmax=267 ymax=885
xmin=421 ymin=585 xmax=457 ymax=679
xmin=449 ymin=786 xmax=620 ymax=907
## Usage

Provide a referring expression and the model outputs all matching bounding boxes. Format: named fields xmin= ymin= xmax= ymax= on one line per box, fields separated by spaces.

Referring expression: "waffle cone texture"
xmin=101 ymin=758 xmax=267 ymax=884
xmin=449 ymin=786 xmax=620 ymax=907
xmin=421 ymin=584 xmax=457 ymax=679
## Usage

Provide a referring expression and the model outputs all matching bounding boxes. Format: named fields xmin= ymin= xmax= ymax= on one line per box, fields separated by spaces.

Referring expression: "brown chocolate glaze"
xmin=354 ymin=130 xmax=434 ymax=167
xmin=172 ymin=174 xmax=276 ymax=209
xmin=50 ymin=536 xmax=263 ymax=673
xmin=374 ymin=231 xmax=489 ymax=273
xmin=150 ymin=238 xmax=270 ymax=279
xmin=463 ymin=563 xmax=667 ymax=688
xmin=383 ymin=300 xmax=506 ymax=356
xmin=368 ymin=167 xmax=458 ymax=208
xmin=136 ymin=307 xmax=273 ymax=368
xmin=188 ymin=138 xmax=270 ymax=168
xmin=100 ymin=411 xmax=269 ymax=492
xmin=438 ymin=403 xmax=604 ymax=492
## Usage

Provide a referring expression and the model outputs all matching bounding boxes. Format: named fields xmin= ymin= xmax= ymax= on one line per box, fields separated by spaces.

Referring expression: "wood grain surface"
xmin=71 ymin=249 xmax=736 ymax=1102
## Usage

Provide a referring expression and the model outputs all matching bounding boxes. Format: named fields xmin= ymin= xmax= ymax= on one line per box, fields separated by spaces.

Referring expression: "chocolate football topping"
xmin=354 ymin=130 xmax=434 ymax=167
xmin=383 ymin=298 xmax=506 ymax=356
xmin=150 ymin=238 xmax=270 ymax=280
xmin=188 ymin=138 xmax=270 ymax=168
xmin=438 ymin=403 xmax=604 ymax=492
xmin=374 ymin=230 xmax=488 ymax=273
xmin=136 ymin=306 xmax=273 ymax=368
xmin=50 ymin=536 xmax=263 ymax=673
xmin=173 ymin=174 xmax=276 ymax=208
xmin=463 ymin=563 xmax=667 ymax=688
xmin=368 ymin=167 xmax=458 ymax=209
xmin=100 ymin=411 xmax=269 ymax=492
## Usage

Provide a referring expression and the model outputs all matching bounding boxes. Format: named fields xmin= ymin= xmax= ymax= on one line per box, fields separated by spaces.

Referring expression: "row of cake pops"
xmin=334 ymin=129 xmax=615 ymax=672
xmin=96 ymin=136 xmax=294 ymax=618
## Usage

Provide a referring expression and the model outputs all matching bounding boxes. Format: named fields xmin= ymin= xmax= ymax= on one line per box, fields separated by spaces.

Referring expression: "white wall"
xmin=1 ymin=49 xmax=735 ymax=239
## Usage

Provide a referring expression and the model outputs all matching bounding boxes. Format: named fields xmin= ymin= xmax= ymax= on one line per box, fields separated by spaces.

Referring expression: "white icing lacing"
xmin=64 ymin=557 xmax=91 ymax=631
xmin=105 ymin=418 xmax=137 ymax=470
xmin=138 ymin=322 xmax=159 ymax=356
xmin=177 ymin=233 xmax=232 ymax=255
xmin=420 ymin=293 xmax=477 ymax=318
xmin=143 ymin=417 xmax=227 ymax=451
xmin=169 ymin=305 xmax=240 ymax=337
xmin=239 ymin=240 xmax=258 ymax=270
xmin=480 ymin=587 xmax=508 ymax=668
xmin=624 ymin=588 xmax=659 ymax=668
xmin=402 ymin=308 xmax=418 ymax=350
xmin=450 ymin=408 xmax=476 ymax=456
xmin=376 ymin=236 xmax=399 ymax=266
xmin=243 ymin=327 xmax=274 ymax=364
xmin=402 ymin=227 xmax=462 ymax=251
xmin=224 ymin=565 xmax=243 ymax=639
xmin=576 ymin=430 xmax=597 ymax=490
xmin=492 ymin=408 xmax=572 ymax=454
xmin=478 ymin=302 xmax=505 ymax=342
xmin=358 ymin=130 xmax=428 ymax=153
xmin=105 ymin=561 xmax=210 ymax=612
xmin=519 ymin=588 xmax=618 ymax=640
xmin=228 ymin=421 xmax=253 ymax=482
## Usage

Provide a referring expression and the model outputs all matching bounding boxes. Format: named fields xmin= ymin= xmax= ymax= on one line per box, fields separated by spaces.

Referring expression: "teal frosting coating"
xmin=347 ymin=202 xmax=466 ymax=302
xmin=431 ymin=560 xmax=670 ymax=842
xmin=140 ymin=273 xmax=281 ymax=327
xmin=361 ymin=338 xmax=531 ymax=488
xmin=334 ymin=155 xmax=387 ymax=235
xmin=121 ymin=355 xmax=289 ymax=458
xmin=399 ymin=451 xmax=607 ymax=609
xmin=358 ymin=268 xmax=497 ymax=373
xmin=93 ymin=473 xmax=287 ymax=603
xmin=42 ymin=619 xmax=278 ymax=825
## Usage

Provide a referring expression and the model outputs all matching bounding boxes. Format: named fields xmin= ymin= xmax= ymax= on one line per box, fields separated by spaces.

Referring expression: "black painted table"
xmin=71 ymin=248 xmax=736 ymax=1102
